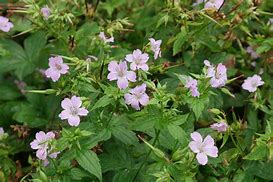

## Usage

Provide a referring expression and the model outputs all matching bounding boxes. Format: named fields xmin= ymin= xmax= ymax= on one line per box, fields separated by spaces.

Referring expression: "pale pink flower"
xmin=246 ymin=46 xmax=260 ymax=59
xmin=41 ymin=7 xmax=51 ymax=19
xmin=204 ymin=0 xmax=224 ymax=10
xmin=125 ymin=49 xmax=149 ymax=71
xmin=204 ymin=60 xmax=227 ymax=88
xmin=0 ymin=16 xmax=13 ymax=32
xmin=149 ymin=38 xmax=162 ymax=60
xmin=210 ymin=122 xmax=228 ymax=132
xmin=99 ymin=32 xmax=114 ymax=43
xmin=189 ymin=132 xmax=218 ymax=165
xmin=107 ymin=61 xmax=136 ymax=89
xmin=124 ymin=83 xmax=149 ymax=110
xmin=45 ymin=56 xmax=69 ymax=82
xmin=185 ymin=77 xmax=200 ymax=97
xmin=0 ymin=127 xmax=4 ymax=135
xmin=242 ymin=74 xmax=264 ymax=93
xmin=59 ymin=96 xmax=89 ymax=127
xmin=43 ymin=151 xmax=60 ymax=166
xmin=30 ymin=131 xmax=55 ymax=160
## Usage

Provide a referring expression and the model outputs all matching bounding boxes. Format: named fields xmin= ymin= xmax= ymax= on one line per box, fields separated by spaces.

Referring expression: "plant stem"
xmin=132 ymin=129 xmax=161 ymax=181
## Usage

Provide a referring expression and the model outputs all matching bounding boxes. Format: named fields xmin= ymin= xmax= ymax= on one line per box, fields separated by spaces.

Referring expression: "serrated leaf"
xmin=173 ymin=28 xmax=187 ymax=55
xmin=91 ymin=95 xmax=113 ymax=111
xmin=76 ymin=150 xmax=102 ymax=181
xmin=111 ymin=126 xmax=138 ymax=146
xmin=244 ymin=144 xmax=268 ymax=160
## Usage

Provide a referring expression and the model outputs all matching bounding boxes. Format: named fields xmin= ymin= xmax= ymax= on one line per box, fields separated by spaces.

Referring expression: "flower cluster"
xmin=189 ymin=132 xmax=218 ymax=165
xmin=106 ymin=38 xmax=161 ymax=110
xmin=30 ymin=131 xmax=59 ymax=166
xmin=204 ymin=60 xmax=227 ymax=88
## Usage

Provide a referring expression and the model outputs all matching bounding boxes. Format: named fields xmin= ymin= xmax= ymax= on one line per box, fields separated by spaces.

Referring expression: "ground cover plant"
xmin=0 ymin=0 xmax=273 ymax=181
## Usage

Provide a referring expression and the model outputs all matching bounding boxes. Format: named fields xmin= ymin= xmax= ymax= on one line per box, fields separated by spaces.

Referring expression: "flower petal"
xmin=191 ymin=132 xmax=203 ymax=143
xmin=189 ymin=141 xmax=200 ymax=153
xmin=196 ymin=153 xmax=208 ymax=165
xmin=203 ymin=146 xmax=218 ymax=158
xmin=117 ymin=77 xmax=129 ymax=89
xmin=203 ymin=135 xmax=215 ymax=147
xmin=67 ymin=115 xmax=80 ymax=126
xmin=71 ymin=96 xmax=82 ymax=108
xmin=78 ymin=108 xmax=89 ymax=116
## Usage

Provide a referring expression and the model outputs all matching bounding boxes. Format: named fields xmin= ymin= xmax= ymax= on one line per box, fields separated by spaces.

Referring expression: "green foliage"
xmin=0 ymin=0 xmax=273 ymax=181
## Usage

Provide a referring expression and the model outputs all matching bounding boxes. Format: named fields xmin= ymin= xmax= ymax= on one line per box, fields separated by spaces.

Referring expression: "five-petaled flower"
xmin=242 ymin=74 xmax=264 ymax=93
xmin=107 ymin=61 xmax=136 ymax=89
xmin=210 ymin=122 xmax=228 ymax=133
xmin=45 ymin=56 xmax=69 ymax=82
xmin=124 ymin=83 xmax=149 ymax=110
xmin=185 ymin=77 xmax=200 ymax=97
xmin=189 ymin=132 xmax=218 ymax=165
xmin=41 ymin=7 xmax=51 ymax=20
xmin=125 ymin=49 xmax=149 ymax=71
xmin=99 ymin=32 xmax=114 ymax=43
xmin=204 ymin=0 xmax=224 ymax=10
xmin=149 ymin=38 xmax=162 ymax=60
xmin=0 ymin=16 xmax=13 ymax=32
xmin=30 ymin=131 xmax=56 ymax=160
xmin=204 ymin=60 xmax=227 ymax=88
xmin=59 ymin=96 xmax=89 ymax=127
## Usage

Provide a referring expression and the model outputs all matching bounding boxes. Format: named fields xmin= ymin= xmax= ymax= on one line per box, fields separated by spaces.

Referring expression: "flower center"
xmin=117 ymin=70 xmax=125 ymax=77
xmin=70 ymin=107 xmax=78 ymax=116
xmin=55 ymin=64 xmax=62 ymax=70
xmin=251 ymin=81 xmax=257 ymax=88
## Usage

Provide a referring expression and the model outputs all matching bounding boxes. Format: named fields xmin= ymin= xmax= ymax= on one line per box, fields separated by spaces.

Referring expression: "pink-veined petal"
xmin=71 ymin=96 xmax=82 ymax=108
xmin=78 ymin=108 xmax=89 ymax=116
xmin=67 ymin=115 xmax=80 ymax=126
xmin=203 ymin=146 xmax=218 ymax=158
xmin=196 ymin=153 xmax=208 ymax=165
xmin=191 ymin=132 xmax=203 ymax=143
xmin=117 ymin=77 xmax=129 ymax=89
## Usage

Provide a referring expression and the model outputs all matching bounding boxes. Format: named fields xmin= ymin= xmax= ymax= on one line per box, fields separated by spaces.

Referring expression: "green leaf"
xmin=111 ymin=126 xmax=138 ymax=146
xmin=12 ymin=104 xmax=48 ymax=127
xmin=76 ymin=150 xmax=102 ymax=181
xmin=244 ymin=143 xmax=268 ymax=160
xmin=221 ymin=87 xmax=235 ymax=98
xmin=91 ymin=95 xmax=113 ymax=111
xmin=24 ymin=31 xmax=47 ymax=61
xmin=173 ymin=27 xmax=188 ymax=56
xmin=0 ymin=82 xmax=21 ymax=100
xmin=0 ymin=39 xmax=26 ymax=74
xmin=168 ymin=124 xmax=187 ymax=143
xmin=70 ymin=168 xmax=89 ymax=180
